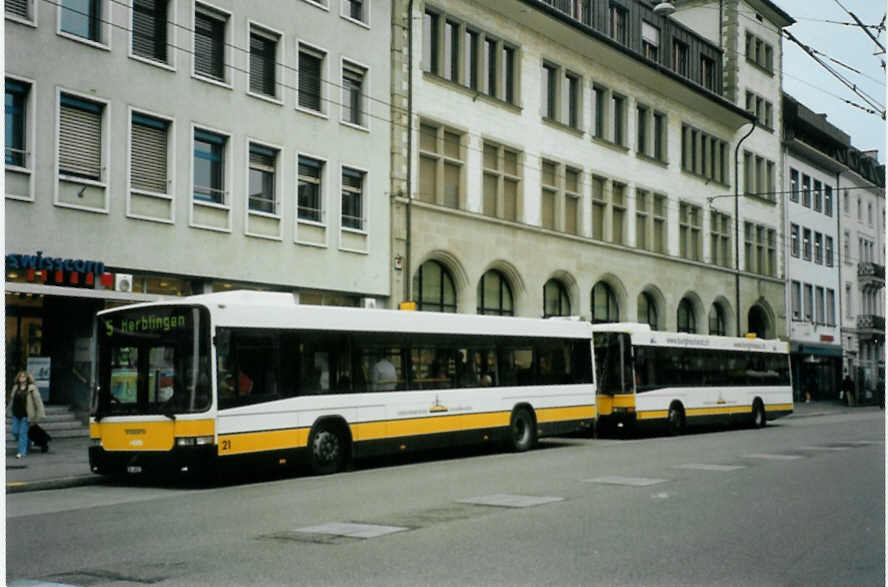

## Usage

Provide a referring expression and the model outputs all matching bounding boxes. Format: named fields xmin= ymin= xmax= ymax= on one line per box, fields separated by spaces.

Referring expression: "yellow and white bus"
xmin=592 ymin=323 xmax=793 ymax=434
xmin=89 ymin=291 xmax=596 ymax=476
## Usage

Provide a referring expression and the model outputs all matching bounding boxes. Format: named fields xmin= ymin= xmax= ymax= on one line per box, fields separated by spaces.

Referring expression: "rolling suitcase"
xmin=28 ymin=423 xmax=51 ymax=453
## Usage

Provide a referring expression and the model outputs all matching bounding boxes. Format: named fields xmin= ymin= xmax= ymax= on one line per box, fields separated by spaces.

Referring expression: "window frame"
xmin=57 ymin=0 xmax=110 ymax=49
xmin=127 ymin=106 xmax=175 ymax=222
xmin=129 ymin=0 xmax=175 ymax=70
xmin=192 ymin=1 xmax=231 ymax=88
xmin=340 ymin=0 xmax=370 ymax=28
xmin=477 ymin=269 xmax=514 ymax=316
xmin=55 ymin=88 xmax=110 ymax=208
xmin=6 ymin=0 xmax=38 ymax=26
xmin=296 ymin=41 xmax=328 ymax=118
xmin=297 ymin=152 xmax=327 ymax=227
xmin=340 ymin=164 xmax=367 ymax=233
xmin=246 ymin=139 xmax=281 ymax=219
xmin=190 ymin=123 xmax=231 ymax=229
xmin=5 ymin=76 xmax=36 ymax=202
xmin=247 ymin=21 xmax=283 ymax=104
xmin=340 ymin=58 xmax=370 ymax=131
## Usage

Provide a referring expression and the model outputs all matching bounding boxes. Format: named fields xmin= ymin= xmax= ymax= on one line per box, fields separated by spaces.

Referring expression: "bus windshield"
xmin=593 ymin=332 xmax=633 ymax=395
xmin=94 ymin=306 xmax=212 ymax=417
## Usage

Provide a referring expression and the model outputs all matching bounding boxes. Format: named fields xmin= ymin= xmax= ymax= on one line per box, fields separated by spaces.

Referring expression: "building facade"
xmin=390 ymin=0 xmax=789 ymax=344
xmin=782 ymin=94 xmax=845 ymax=402
xmin=5 ymin=0 xmax=392 ymax=410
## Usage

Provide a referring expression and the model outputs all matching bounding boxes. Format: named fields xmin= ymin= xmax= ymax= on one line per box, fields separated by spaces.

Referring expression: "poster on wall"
xmin=27 ymin=356 xmax=51 ymax=402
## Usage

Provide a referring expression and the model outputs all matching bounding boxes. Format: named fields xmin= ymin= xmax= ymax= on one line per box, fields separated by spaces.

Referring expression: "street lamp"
xmin=652 ymin=2 xmax=677 ymax=17
xmin=734 ymin=122 xmax=756 ymax=336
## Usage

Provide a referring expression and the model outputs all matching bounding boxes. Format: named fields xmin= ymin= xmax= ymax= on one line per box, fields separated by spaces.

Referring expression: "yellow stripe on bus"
xmin=537 ymin=405 xmax=597 ymax=422
xmin=638 ymin=403 xmax=793 ymax=421
xmin=766 ymin=403 xmax=793 ymax=412
xmin=218 ymin=428 xmax=310 ymax=456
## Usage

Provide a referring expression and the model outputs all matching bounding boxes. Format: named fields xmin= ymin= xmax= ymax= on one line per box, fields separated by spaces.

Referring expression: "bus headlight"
xmin=176 ymin=436 xmax=214 ymax=447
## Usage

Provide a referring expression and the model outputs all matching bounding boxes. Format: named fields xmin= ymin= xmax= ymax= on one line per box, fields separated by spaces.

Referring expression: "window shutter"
xmin=298 ymin=50 xmax=322 ymax=110
xmin=133 ymin=0 xmax=167 ymax=62
xmin=249 ymin=33 xmax=276 ymax=96
xmin=195 ymin=12 xmax=224 ymax=80
xmin=59 ymin=98 xmax=102 ymax=180
xmin=7 ymin=0 xmax=30 ymax=20
xmin=131 ymin=115 xmax=168 ymax=193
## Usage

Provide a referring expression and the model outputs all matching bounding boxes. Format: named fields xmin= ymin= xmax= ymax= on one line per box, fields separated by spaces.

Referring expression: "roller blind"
xmin=59 ymin=96 xmax=103 ymax=180
xmin=130 ymin=113 xmax=168 ymax=193
xmin=194 ymin=10 xmax=225 ymax=80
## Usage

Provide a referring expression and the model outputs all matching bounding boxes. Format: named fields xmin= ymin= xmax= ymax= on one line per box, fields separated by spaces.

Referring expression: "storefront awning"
xmin=791 ymin=342 xmax=844 ymax=357
xmin=6 ymin=281 xmax=163 ymax=303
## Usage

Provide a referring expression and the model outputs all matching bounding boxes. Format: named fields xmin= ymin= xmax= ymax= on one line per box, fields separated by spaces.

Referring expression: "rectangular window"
xmin=612 ymin=95 xmax=625 ymax=146
xmin=609 ymin=3 xmax=627 ymax=45
xmin=444 ymin=20 xmax=459 ymax=82
xmin=342 ymin=62 xmax=366 ymax=127
xmin=298 ymin=46 xmax=324 ymax=112
xmin=565 ymin=167 xmax=580 ymax=235
xmin=540 ymin=160 xmax=557 ymax=230
xmin=542 ymin=63 xmax=557 ymax=120
xmin=61 ymin=0 xmax=102 ymax=42
xmin=482 ymin=141 xmax=520 ymax=222
xmin=826 ymin=289 xmax=836 ymax=326
xmin=825 ymin=236 xmax=834 ymax=267
xmin=802 ymin=174 xmax=811 ymax=207
xmin=423 ymin=11 xmax=439 ymax=74
xmin=132 ymin=0 xmax=169 ymax=63
xmin=824 ymin=185 xmax=833 ymax=216
xmin=636 ymin=105 xmax=648 ymax=156
xmin=419 ymin=121 xmax=463 ymax=208
xmin=502 ymin=45 xmax=516 ymax=104
xmin=344 ymin=0 xmax=366 ymax=23
xmin=611 ymin=182 xmax=626 ymax=245
xmin=790 ymin=168 xmax=799 ymax=202
xmin=298 ymin=156 xmax=323 ymax=222
xmin=485 ymin=38 xmax=497 ymax=98
xmin=679 ymin=202 xmax=701 ymax=261
xmin=813 ymin=180 xmax=822 ymax=212
xmin=7 ymin=0 xmax=33 ymax=21
xmin=653 ymin=112 xmax=666 ymax=162
xmin=802 ymin=228 xmax=812 ymax=261
xmin=193 ymin=128 xmax=226 ymax=204
xmin=566 ymin=73 xmax=580 ymax=129
xmin=653 ymin=194 xmax=666 ymax=253
xmin=636 ymin=189 xmax=649 ymax=250
xmin=593 ymin=86 xmax=606 ymax=139
xmin=194 ymin=6 xmax=227 ymax=81
xmin=791 ymin=281 xmax=801 ymax=320
xmin=248 ymin=143 xmax=277 ymax=214
xmin=5 ymin=79 xmax=29 ymax=168
xmin=130 ymin=111 xmax=169 ymax=194
xmin=249 ymin=27 xmax=278 ymax=98
xmin=814 ymin=232 xmax=823 ymax=264
xmin=591 ymin=175 xmax=606 ymax=240
xmin=790 ymin=224 xmax=800 ymax=257
xmin=710 ymin=211 xmax=731 ymax=267
xmin=59 ymin=93 xmax=104 ymax=181
xmin=341 ymin=167 xmax=364 ymax=230
xmin=672 ymin=39 xmax=688 ymax=75
xmin=700 ymin=55 xmax=715 ymax=90
xmin=815 ymin=286 xmax=825 ymax=324
xmin=804 ymin=284 xmax=813 ymax=322
xmin=642 ymin=21 xmax=659 ymax=60
xmin=465 ymin=30 xmax=479 ymax=90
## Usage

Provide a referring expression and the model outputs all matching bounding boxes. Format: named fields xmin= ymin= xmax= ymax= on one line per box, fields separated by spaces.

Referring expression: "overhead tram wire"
xmin=38 ymin=0 xmax=884 ymax=212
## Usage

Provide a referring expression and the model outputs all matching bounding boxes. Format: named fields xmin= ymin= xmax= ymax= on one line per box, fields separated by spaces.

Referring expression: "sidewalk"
xmin=4 ymin=401 xmax=882 ymax=494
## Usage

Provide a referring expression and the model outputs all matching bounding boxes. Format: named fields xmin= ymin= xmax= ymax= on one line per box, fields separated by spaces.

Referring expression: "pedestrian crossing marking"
xmin=583 ymin=476 xmax=668 ymax=487
xmin=457 ymin=494 xmax=564 ymax=508
xmin=673 ymin=464 xmax=746 ymax=471
xmin=293 ymin=522 xmax=409 ymax=538
xmin=741 ymin=453 xmax=804 ymax=460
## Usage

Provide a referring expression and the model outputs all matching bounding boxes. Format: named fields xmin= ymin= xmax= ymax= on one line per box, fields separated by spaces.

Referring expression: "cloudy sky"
xmin=776 ymin=0 xmax=886 ymax=161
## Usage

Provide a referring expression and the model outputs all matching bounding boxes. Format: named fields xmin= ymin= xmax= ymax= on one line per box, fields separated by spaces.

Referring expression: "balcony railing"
xmin=856 ymin=314 xmax=886 ymax=340
xmin=858 ymin=262 xmax=885 ymax=287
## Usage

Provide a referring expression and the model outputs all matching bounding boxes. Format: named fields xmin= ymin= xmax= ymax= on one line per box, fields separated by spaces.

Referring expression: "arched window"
xmin=477 ymin=270 xmax=514 ymax=316
xmin=638 ymin=292 xmax=658 ymax=330
xmin=677 ymin=298 xmax=696 ymax=333
xmin=591 ymin=282 xmax=619 ymax=323
xmin=709 ymin=304 xmax=726 ymax=336
xmin=748 ymin=305 xmax=770 ymax=338
xmin=543 ymin=279 xmax=570 ymax=317
xmin=413 ymin=260 xmax=457 ymax=312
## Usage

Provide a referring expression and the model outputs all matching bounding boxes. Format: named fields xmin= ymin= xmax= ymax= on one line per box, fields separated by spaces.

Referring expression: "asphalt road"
xmin=6 ymin=410 xmax=884 ymax=586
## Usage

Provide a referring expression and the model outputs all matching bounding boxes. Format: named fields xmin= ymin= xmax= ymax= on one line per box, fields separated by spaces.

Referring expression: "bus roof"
xmin=98 ymin=291 xmax=595 ymax=339
xmin=591 ymin=322 xmax=789 ymax=353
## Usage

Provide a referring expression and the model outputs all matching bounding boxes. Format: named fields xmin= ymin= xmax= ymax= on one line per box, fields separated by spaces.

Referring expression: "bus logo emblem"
xmin=429 ymin=396 xmax=448 ymax=413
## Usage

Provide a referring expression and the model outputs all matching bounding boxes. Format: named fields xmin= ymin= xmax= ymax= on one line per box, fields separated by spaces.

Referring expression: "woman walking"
xmin=7 ymin=370 xmax=45 ymax=458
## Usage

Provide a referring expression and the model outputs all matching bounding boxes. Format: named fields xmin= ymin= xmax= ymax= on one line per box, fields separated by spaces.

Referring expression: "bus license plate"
xmin=127 ymin=466 xmax=142 ymax=474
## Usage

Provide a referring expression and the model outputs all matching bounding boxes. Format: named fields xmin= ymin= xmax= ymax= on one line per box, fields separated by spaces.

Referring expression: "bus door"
xmin=593 ymin=332 xmax=635 ymax=421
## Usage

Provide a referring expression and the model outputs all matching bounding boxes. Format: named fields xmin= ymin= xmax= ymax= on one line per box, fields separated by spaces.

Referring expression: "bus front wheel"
xmin=752 ymin=400 xmax=766 ymax=429
xmin=667 ymin=404 xmax=685 ymax=436
xmin=309 ymin=423 xmax=348 ymax=475
xmin=509 ymin=408 xmax=536 ymax=452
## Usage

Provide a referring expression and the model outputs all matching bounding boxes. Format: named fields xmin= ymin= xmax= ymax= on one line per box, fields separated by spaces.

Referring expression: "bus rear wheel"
xmin=667 ymin=404 xmax=685 ymax=436
xmin=752 ymin=400 xmax=766 ymax=429
xmin=509 ymin=408 xmax=536 ymax=452
xmin=309 ymin=423 xmax=347 ymax=475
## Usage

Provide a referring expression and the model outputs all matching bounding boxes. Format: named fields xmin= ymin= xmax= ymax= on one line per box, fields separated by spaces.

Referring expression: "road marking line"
xmin=293 ymin=522 xmax=409 ymax=538
xmin=583 ymin=476 xmax=668 ymax=487
xmin=797 ymin=446 xmax=849 ymax=451
xmin=673 ymin=464 xmax=746 ymax=471
xmin=457 ymin=494 xmax=564 ymax=508
xmin=741 ymin=453 xmax=804 ymax=460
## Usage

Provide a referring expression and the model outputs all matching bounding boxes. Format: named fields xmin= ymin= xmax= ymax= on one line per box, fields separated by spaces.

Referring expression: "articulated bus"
xmin=592 ymin=323 xmax=793 ymax=434
xmin=89 ymin=291 xmax=596 ymax=477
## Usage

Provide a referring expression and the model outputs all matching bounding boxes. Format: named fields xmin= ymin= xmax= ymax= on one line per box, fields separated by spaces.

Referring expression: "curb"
xmin=6 ymin=474 xmax=104 ymax=494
